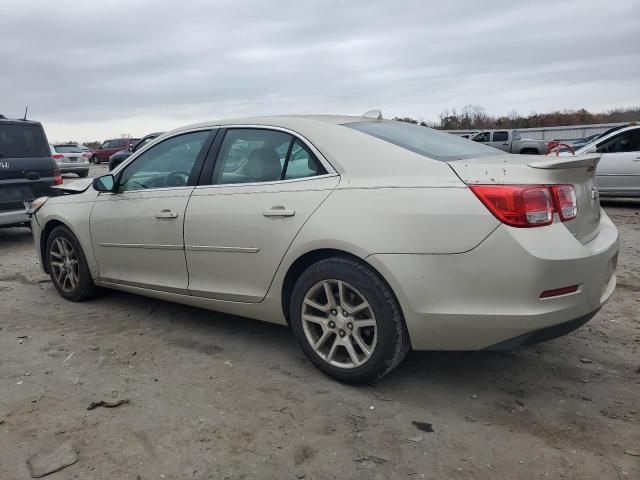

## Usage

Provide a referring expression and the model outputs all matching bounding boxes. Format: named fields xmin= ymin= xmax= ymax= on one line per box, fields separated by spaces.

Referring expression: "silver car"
xmin=50 ymin=144 xmax=91 ymax=177
xmin=567 ymin=125 xmax=640 ymax=197
xmin=29 ymin=115 xmax=618 ymax=383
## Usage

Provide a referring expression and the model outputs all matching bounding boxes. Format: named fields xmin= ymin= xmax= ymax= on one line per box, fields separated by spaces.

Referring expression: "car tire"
xmin=290 ymin=256 xmax=410 ymax=384
xmin=46 ymin=225 xmax=101 ymax=301
xmin=92 ymin=156 xmax=100 ymax=164
xmin=78 ymin=171 xmax=89 ymax=178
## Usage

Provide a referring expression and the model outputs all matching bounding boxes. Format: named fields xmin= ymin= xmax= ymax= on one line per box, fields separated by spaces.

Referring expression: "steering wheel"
xmin=165 ymin=170 xmax=190 ymax=187
xmin=545 ymin=142 xmax=575 ymax=156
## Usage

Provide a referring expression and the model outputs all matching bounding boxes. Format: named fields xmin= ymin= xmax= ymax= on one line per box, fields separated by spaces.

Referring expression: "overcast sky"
xmin=1 ymin=0 xmax=639 ymax=142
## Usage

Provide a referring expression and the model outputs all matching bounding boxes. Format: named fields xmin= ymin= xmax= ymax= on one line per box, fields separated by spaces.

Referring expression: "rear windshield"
xmin=346 ymin=120 xmax=503 ymax=161
xmin=54 ymin=145 xmax=84 ymax=153
xmin=0 ymin=123 xmax=49 ymax=158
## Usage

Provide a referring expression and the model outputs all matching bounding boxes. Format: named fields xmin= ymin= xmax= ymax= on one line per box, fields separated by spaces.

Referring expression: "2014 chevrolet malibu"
xmin=29 ymin=114 xmax=619 ymax=383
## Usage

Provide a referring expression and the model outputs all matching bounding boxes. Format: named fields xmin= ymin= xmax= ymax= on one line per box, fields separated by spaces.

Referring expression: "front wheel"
xmin=290 ymin=257 xmax=410 ymax=383
xmin=46 ymin=226 xmax=100 ymax=301
xmin=78 ymin=171 xmax=89 ymax=178
xmin=92 ymin=156 xmax=100 ymax=164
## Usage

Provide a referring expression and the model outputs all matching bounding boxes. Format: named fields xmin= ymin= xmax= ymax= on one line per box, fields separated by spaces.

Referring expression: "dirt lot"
xmin=1 ymin=168 xmax=638 ymax=479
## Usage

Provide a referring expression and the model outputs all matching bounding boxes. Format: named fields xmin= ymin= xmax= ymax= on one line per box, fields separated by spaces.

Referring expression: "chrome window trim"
xmin=97 ymin=185 xmax=194 ymax=197
xmin=194 ymin=172 xmax=338 ymax=190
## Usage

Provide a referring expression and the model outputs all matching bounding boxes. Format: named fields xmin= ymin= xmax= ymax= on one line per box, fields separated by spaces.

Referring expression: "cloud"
xmin=1 ymin=0 xmax=638 ymax=141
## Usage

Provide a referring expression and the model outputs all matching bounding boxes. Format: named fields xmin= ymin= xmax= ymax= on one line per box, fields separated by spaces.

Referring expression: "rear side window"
xmin=212 ymin=129 xmax=326 ymax=184
xmin=347 ymin=121 xmax=501 ymax=161
xmin=0 ymin=124 xmax=49 ymax=158
xmin=493 ymin=131 xmax=509 ymax=142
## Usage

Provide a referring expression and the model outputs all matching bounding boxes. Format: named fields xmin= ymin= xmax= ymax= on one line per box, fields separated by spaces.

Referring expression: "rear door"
xmin=488 ymin=131 xmax=510 ymax=152
xmin=593 ymin=129 xmax=640 ymax=196
xmin=0 ymin=122 xmax=56 ymax=213
xmin=184 ymin=127 xmax=339 ymax=302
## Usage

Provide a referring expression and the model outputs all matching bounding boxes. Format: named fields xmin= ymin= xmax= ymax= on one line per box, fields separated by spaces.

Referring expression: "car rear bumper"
xmin=57 ymin=162 xmax=90 ymax=173
xmin=0 ymin=208 xmax=30 ymax=227
xmin=367 ymin=211 xmax=619 ymax=350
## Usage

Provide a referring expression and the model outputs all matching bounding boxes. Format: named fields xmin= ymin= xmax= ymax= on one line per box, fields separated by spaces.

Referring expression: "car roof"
xmin=0 ymin=116 xmax=43 ymax=127
xmin=171 ymin=115 xmax=363 ymax=133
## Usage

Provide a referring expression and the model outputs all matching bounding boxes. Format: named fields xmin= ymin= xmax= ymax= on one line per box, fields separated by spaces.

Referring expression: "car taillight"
xmin=53 ymin=169 xmax=63 ymax=185
xmin=52 ymin=154 xmax=64 ymax=160
xmin=551 ymin=185 xmax=578 ymax=221
xmin=469 ymin=184 xmax=577 ymax=228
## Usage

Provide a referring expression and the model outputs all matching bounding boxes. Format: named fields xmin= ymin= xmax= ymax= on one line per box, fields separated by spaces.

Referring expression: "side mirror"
xmin=584 ymin=145 xmax=597 ymax=154
xmin=93 ymin=174 xmax=116 ymax=192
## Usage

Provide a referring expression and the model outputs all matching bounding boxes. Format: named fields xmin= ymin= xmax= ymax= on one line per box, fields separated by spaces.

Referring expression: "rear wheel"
xmin=46 ymin=226 xmax=100 ymax=301
xmin=290 ymin=257 xmax=410 ymax=383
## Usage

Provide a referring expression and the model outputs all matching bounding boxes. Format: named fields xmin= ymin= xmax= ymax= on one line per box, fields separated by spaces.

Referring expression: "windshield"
xmin=346 ymin=120 xmax=502 ymax=161
xmin=0 ymin=123 xmax=49 ymax=158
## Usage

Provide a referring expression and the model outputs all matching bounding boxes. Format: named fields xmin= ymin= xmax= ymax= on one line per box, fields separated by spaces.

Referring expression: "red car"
xmin=91 ymin=137 xmax=139 ymax=164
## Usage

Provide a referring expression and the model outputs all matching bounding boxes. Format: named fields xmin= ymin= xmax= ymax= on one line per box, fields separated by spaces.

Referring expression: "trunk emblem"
xmin=0 ymin=161 xmax=10 ymax=169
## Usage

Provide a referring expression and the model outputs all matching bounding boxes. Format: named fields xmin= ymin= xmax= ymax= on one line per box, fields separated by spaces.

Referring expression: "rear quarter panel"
xmin=287 ymin=186 xmax=500 ymax=256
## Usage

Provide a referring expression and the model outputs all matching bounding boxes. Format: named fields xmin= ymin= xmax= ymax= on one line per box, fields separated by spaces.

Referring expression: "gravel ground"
xmin=0 ymin=167 xmax=638 ymax=479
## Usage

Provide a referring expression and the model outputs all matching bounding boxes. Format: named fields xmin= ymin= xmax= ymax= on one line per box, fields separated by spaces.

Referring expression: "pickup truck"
xmin=470 ymin=129 xmax=549 ymax=155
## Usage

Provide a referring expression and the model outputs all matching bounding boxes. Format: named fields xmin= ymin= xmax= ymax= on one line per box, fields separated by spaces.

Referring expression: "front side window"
xmin=117 ymin=130 xmax=209 ymax=192
xmin=597 ymin=130 xmax=640 ymax=154
xmin=212 ymin=129 xmax=325 ymax=184
xmin=472 ymin=132 xmax=491 ymax=142
xmin=493 ymin=131 xmax=509 ymax=142
xmin=112 ymin=139 xmax=127 ymax=148
xmin=101 ymin=141 xmax=110 ymax=149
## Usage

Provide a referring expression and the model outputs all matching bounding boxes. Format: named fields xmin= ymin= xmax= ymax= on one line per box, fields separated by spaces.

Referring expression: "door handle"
xmin=634 ymin=157 xmax=640 ymax=161
xmin=155 ymin=210 xmax=178 ymax=219
xmin=502 ymin=143 xmax=508 ymax=146
xmin=263 ymin=206 xmax=295 ymax=217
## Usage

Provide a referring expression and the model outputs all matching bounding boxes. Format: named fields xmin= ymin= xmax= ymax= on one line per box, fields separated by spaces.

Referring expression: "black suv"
xmin=0 ymin=115 xmax=61 ymax=228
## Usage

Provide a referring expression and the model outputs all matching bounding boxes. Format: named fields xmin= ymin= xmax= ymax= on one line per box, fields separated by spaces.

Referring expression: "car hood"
xmin=52 ymin=178 xmax=94 ymax=193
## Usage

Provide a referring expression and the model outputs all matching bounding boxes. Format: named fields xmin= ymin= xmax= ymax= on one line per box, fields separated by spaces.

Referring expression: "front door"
xmin=90 ymin=129 xmax=214 ymax=293
xmin=184 ymin=127 xmax=339 ymax=302
xmin=595 ymin=129 xmax=640 ymax=196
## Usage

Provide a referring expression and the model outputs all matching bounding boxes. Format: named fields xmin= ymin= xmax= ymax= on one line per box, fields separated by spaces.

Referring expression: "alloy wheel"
xmin=301 ymin=279 xmax=378 ymax=369
xmin=49 ymin=237 xmax=79 ymax=293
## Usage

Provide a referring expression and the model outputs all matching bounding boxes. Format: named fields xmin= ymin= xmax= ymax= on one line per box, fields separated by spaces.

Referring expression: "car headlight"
xmin=28 ymin=196 xmax=49 ymax=215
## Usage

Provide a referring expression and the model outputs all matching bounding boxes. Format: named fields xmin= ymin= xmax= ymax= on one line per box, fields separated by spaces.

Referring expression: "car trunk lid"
xmin=447 ymin=153 xmax=602 ymax=244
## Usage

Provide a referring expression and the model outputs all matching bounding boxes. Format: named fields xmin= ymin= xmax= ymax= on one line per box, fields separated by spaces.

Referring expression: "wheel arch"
xmin=520 ymin=148 xmax=539 ymax=155
xmin=39 ymin=218 xmax=88 ymax=274
xmin=279 ymin=248 xmax=406 ymax=329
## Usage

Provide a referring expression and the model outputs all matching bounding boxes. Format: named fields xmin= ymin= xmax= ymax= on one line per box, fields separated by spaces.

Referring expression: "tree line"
xmin=394 ymin=106 xmax=640 ymax=130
